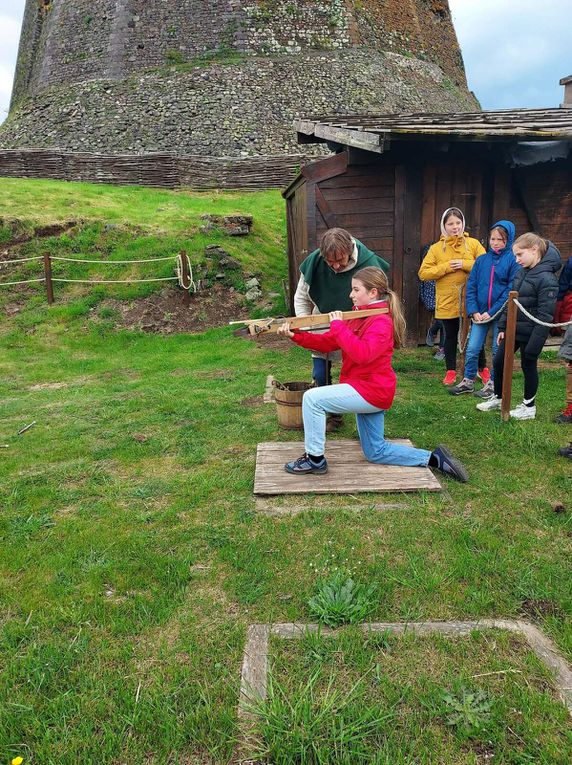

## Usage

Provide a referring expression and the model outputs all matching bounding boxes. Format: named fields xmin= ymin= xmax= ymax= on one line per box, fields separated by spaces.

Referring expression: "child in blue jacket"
xmin=449 ymin=221 xmax=520 ymax=398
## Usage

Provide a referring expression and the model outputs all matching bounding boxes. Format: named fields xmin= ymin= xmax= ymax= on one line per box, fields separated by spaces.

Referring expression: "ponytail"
xmin=353 ymin=267 xmax=407 ymax=348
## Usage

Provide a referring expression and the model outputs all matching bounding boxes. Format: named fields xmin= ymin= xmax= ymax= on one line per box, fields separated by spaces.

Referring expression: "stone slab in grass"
xmin=253 ymin=439 xmax=442 ymax=495
xmin=236 ymin=620 xmax=572 ymax=762
xmin=240 ymin=620 xmax=572 ymax=716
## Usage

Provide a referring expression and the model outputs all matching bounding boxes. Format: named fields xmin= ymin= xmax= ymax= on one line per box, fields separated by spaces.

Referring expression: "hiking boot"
xmin=442 ymin=370 xmax=457 ymax=385
xmin=449 ymin=378 xmax=475 ymax=396
xmin=510 ymin=402 xmax=536 ymax=420
xmin=285 ymin=453 xmax=328 ymax=475
xmin=476 ymin=395 xmax=502 ymax=411
xmin=477 ymin=367 xmax=491 ymax=385
xmin=433 ymin=348 xmax=445 ymax=361
xmin=558 ymin=442 xmax=572 ymax=459
xmin=431 ymin=445 xmax=469 ymax=483
xmin=326 ymin=414 xmax=344 ymax=433
xmin=474 ymin=380 xmax=495 ymax=399
xmin=426 ymin=327 xmax=436 ymax=347
xmin=555 ymin=404 xmax=572 ymax=424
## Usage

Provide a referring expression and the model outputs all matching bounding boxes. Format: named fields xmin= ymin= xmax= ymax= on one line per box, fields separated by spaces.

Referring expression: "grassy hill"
xmin=1 ymin=178 xmax=571 ymax=764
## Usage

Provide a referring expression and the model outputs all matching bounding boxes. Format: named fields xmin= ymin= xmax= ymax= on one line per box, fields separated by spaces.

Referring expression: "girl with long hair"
xmin=277 ymin=267 xmax=468 ymax=481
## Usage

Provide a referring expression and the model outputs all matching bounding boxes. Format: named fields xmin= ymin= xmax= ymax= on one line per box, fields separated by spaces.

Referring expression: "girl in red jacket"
xmin=277 ymin=267 xmax=468 ymax=482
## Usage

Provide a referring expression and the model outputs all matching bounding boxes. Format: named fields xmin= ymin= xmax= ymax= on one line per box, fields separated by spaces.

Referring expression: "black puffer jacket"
xmin=498 ymin=241 xmax=561 ymax=357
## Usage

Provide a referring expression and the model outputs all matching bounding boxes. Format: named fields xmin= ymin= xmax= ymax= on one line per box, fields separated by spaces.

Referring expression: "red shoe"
xmin=555 ymin=404 xmax=572 ymax=424
xmin=477 ymin=367 xmax=491 ymax=384
xmin=443 ymin=370 xmax=457 ymax=385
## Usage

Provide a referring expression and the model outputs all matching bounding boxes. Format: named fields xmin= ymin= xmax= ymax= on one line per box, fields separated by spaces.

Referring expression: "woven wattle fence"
xmin=0 ymin=149 xmax=312 ymax=190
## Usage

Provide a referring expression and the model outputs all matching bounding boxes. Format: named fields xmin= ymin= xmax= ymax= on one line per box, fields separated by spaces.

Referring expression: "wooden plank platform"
xmin=254 ymin=440 xmax=442 ymax=495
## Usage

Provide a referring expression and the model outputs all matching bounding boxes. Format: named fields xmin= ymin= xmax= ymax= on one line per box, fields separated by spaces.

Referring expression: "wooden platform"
xmin=254 ymin=440 xmax=442 ymax=495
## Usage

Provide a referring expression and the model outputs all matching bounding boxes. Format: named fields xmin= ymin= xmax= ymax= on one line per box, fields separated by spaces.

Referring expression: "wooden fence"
xmin=0 ymin=149 xmax=312 ymax=190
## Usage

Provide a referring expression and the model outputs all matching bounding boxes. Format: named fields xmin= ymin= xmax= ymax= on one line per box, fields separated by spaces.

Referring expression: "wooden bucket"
xmin=273 ymin=381 xmax=313 ymax=430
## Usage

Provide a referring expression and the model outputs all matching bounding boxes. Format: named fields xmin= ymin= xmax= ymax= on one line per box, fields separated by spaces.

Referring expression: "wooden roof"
xmin=296 ymin=108 xmax=572 ymax=153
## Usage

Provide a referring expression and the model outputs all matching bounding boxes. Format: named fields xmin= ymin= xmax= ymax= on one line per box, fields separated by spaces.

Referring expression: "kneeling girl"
xmin=277 ymin=267 xmax=468 ymax=482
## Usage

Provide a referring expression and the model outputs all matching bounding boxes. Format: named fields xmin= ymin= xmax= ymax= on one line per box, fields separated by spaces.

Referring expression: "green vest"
xmin=299 ymin=240 xmax=390 ymax=312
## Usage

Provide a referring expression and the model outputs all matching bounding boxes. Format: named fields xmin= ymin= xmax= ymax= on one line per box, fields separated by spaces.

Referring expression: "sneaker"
xmin=426 ymin=327 xmax=436 ymax=347
xmin=477 ymin=367 xmax=491 ymax=385
xmin=433 ymin=348 xmax=445 ymax=361
xmin=449 ymin=378 xmax=475 ymax=396
xmin=431 ymin=445 xmax=469 ymax=483
xmin=473 ymin=379 xmax=495 ymax=399
xmin=509 ymin=402 xmax=536 ymax=420
xmin=555 ymin=404 xmax=572 ymax=424
xmin=442 ymin=370 xmax=457 ymax=385
xmin=476 ymin=395 xmax=502 ymax=411
xmin=558 ymin=442 xmax=572 ymax=459
xmin=285 ymin=453 xmax=328 ymax=475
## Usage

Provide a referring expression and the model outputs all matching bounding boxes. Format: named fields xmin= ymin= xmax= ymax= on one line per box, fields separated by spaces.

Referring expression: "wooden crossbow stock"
xmin=229 ymin=307 xmax=388 ymax=335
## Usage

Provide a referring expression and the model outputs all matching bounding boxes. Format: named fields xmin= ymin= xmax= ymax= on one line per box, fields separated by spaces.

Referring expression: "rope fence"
xmin=0 ymin=251 xmax=195 ymax=304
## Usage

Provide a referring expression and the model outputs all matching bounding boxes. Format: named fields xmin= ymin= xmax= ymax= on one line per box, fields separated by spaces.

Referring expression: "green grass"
xmin=0 ymin=178 xmax=571 ymax=763
xmin=260 ymin=628 xmax=572 ymax=763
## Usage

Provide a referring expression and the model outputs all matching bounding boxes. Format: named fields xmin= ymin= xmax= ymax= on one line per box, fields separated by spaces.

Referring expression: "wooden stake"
xmin=43 ymin=252 xmax=54 ymax=305
xmin=501 ymin=291 xmax=518 ymax=422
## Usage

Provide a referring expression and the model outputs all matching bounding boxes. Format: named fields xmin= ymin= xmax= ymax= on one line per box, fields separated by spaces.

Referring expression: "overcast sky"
xmin=0 ymin=0 xmax=570 ymax=125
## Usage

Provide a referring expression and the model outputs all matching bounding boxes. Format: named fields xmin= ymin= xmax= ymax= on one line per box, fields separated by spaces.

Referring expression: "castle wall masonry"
xmin=2 ymin=0 xmax=477 ymax=167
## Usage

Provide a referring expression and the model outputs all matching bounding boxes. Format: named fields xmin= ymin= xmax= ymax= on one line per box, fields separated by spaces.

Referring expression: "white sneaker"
xmin=510 ymin=403 xmax=536 ymax=420
xmin=476 ymin=395 xmax=502 ymax=411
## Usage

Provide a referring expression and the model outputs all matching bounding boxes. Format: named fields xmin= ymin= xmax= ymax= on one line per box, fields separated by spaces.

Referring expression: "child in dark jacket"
xmin=450 ymin=220 xmax=520 ymax=398
xmin=277 ymin=267 xmax=468 ymax=482
xmin=477 ymin=233 xmax=561 ymax=420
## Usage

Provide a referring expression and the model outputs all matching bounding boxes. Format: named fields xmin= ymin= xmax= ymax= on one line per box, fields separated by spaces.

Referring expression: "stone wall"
xmin=3 ymin=0 xmax=476 ymax=174
xmin=10 ymin=0 xmax=469 ymax=106
xmin=1 ymin=50 xmax=475 ymax=156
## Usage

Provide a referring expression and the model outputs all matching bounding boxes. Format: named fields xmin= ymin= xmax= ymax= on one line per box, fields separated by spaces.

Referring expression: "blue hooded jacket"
xmin=465 ymin=220 xmax=520 ymax=317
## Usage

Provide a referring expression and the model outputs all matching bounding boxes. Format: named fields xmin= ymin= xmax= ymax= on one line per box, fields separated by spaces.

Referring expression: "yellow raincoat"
xmin=418 ymin=233 xmax=485 ymax=319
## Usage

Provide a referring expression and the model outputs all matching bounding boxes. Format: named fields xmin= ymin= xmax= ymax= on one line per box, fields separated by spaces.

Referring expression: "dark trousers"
xmin=312 ymin=357 xmax=332 ymax=387
xmin=440 ymin=318 xmax=486 ymax=372
xmin=493 ymin=340 xmax=539 ymax=401
xmin=429 ymin=318 xmax=445 ymax=345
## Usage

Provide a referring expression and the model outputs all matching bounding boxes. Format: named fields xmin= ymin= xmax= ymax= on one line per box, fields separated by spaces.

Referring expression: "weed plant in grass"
xmin=308 ymin=570 xmax=377 ymax=627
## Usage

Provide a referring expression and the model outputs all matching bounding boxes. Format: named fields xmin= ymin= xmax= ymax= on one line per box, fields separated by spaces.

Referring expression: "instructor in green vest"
xmin=294 ymin=228 xmax=390 ymax=430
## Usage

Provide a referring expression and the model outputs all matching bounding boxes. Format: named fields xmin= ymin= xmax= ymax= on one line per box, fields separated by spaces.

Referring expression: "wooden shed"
xmin=283 ymin=108 xmax=572 ymax=343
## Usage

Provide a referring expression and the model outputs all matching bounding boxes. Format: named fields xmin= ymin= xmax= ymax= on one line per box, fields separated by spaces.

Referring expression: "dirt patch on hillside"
xmin=95 ymin=285 xmax=251 ymax=334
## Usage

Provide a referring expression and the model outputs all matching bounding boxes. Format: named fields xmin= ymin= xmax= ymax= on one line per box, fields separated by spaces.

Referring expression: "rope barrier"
xmin=0 ymin=277 xmax=46 ymax=286
xmin=0 ymin=255 xmax=44 ymax=264
xmin=50 ymin=255 xmax=177 ymax=264
xmin=471 ymin=300 xmax=509 ymax=325
xmin=51 ymin=276 xmax=179 ymax=284
xmin=513 ymin=298 xmax=572 ymax=328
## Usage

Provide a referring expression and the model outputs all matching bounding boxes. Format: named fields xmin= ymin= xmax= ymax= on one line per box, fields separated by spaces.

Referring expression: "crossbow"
xmin=229 ymin=307 xmax=388 ymax=335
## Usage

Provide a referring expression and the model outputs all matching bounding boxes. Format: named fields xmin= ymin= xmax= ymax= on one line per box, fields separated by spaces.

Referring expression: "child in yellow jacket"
xmin=418 ymin=207 xmax=485 ymax=385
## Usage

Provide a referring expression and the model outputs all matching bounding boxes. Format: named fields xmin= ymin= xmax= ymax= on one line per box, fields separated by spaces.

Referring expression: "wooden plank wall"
xmin=314 ymin=165 xmax=395 ymax=262
xmin=504 ymin=162 xmax=572 ymax=260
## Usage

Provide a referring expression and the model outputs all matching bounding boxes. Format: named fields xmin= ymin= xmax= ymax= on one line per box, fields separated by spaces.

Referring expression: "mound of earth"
xmin=95 ymin=284 xmax=251 ymax=334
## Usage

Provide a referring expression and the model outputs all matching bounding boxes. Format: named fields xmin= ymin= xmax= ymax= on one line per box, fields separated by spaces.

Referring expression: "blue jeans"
xmin=302 ymin=383 xmax=431 ymax=465
xmin=465 ymin=321 xmax=498 ymax=380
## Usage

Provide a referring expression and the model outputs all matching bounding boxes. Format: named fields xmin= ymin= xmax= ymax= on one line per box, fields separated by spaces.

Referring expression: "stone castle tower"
xmin=1 ymin=0 xmax=477 ymax=156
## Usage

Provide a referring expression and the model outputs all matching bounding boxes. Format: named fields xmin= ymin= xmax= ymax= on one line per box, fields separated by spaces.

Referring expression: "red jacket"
xmin=292 ymin=301 xmax=396 ymax=410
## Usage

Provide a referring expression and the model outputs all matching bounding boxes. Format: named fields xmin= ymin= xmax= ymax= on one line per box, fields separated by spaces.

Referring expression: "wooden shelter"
xmin=283 ymin=107 xmax=572 ymax=343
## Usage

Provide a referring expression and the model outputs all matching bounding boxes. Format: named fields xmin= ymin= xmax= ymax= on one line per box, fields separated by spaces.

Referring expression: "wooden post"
xmin=43 ymin=252 xmax=54 ymax=305
xmin=501 ymin=290 xmax=518 ymax=422
xmin=179 ymin=250 xmax=191 ymax=306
